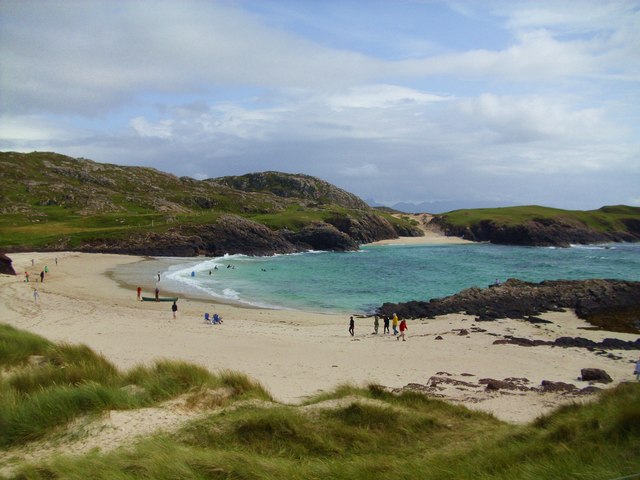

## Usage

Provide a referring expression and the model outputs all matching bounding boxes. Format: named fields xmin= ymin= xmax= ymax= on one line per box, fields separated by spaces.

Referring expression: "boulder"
xmin=540 ymin=380 xmax=577 ymax=393
xmin=0 ymin=253 xmax=16 ymax=276
xmin=580 ymin=368 xmax=613 ymax=383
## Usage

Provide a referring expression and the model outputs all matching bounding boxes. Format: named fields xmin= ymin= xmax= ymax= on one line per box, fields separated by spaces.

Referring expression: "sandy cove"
xmin=2 ymin=248 xmax=639 ymax=424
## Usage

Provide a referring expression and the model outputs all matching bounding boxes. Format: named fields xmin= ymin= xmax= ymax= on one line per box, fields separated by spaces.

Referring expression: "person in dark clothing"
xmin=171 ymin=301 xmax=178 ymax=319
xmin=383 ymin=314 xmax=390 ymax=334
xmin=349 ymin=316 xmax=355 ymax=336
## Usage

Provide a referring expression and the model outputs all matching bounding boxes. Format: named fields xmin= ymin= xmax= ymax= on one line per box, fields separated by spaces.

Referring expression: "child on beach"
xmin=33 ymin=288 xmax=39 ymax=303
xmin=397 ymin=319 xmax=408 ymax=341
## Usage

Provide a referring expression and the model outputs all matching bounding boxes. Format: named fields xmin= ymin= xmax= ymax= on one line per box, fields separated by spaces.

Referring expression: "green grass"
xmin=2 ymin=324 xmax=639 ymax=479
xmin=441 ymin=205 xmax=640 ymax=233
xmin=0 ymin=324 xmax=271 ymax=449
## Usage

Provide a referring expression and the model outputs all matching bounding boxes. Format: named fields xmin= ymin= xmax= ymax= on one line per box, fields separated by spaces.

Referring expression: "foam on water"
xmin=130 ymin=242 xmax=640 ymax=314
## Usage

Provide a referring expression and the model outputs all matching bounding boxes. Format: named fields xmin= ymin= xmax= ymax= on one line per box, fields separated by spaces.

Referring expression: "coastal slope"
xmin=0 ymin=151 xmax=422 ymax=255
xmin=432 ymin=205 xmax=640 ymax=246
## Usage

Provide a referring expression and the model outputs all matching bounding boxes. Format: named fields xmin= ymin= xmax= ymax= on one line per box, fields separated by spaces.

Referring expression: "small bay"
xmin=154 ymin=242 xmax=640 ymax=314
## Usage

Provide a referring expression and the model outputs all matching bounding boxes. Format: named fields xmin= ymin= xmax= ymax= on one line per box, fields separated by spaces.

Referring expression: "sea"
xmin=113 ymin=242 xmax=640 ymax=315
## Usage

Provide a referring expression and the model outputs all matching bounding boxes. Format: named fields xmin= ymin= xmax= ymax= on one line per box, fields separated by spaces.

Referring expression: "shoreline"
xmin=2 ymin=251 xmax=638 ymax=424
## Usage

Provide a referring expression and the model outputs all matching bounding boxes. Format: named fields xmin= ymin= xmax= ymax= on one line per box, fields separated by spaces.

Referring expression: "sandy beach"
xmin=2 ymin=243 xmax=638 ymax=425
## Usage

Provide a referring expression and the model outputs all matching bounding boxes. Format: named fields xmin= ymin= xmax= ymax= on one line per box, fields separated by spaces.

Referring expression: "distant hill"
xmin=432 ymin=205 xmax=640 ymax=246
xmin=0 ymin=151 xmax=421 ymax=255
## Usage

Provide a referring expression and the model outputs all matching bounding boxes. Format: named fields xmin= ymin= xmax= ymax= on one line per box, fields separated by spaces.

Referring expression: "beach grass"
xmin=0 ymin=324 xmax=271 ymax=449
xmin=2 ymin=324 xmax=640 ymax=479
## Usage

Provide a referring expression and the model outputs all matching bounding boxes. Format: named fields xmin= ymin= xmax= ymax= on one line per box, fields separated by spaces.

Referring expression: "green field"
xmin=1 ymin=323 xmax=639 ymax=479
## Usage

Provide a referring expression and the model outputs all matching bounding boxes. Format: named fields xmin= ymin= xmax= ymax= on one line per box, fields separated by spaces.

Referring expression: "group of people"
xmin=24 ymin=265 xmax=49 ymax=284
xmin=349 ymin=313 xmax=408 ymax=341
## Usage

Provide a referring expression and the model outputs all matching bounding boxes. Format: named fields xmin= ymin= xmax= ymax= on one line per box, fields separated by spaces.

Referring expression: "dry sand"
xmin=2 ymin=246 xmax=638 ymax=427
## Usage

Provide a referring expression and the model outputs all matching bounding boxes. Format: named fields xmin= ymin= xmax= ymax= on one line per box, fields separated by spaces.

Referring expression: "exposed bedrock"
xmin=378 ymin=278 xmax=640 ymax=333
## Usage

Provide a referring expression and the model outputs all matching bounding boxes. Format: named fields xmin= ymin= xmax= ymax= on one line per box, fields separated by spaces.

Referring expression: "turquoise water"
xmin=163 ymin=243 xmax=640 ymax=314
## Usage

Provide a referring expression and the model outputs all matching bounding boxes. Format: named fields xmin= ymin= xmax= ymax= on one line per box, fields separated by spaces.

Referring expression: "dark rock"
xmin=0 ymin=253 xmax=16 ymax=276
xmin=285 ymin=222 xmax=358 ymax=252
xmin=431 ymin=215 xmax=640 ymax=247
xmin=378 ymin=279 xmax=640 ymax=334
xmin=435 ymin=335 xmax=443 ymax=340
xmin=580 ymin=368 xmax=613 ymax=383
xmin=579 ymin=386 xmax=602 ymax=394
xmin=480 ymin=378 xmax=512 ymax=391
xmin=540 ymin=380 xmax=577 ymax=393
xmin=525 ymin=316 xmax=553 ymax=324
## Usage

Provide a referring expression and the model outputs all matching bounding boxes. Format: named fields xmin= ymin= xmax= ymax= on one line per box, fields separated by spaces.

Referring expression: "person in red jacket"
xmin=397 ymin=319 xmax=408 ymax=341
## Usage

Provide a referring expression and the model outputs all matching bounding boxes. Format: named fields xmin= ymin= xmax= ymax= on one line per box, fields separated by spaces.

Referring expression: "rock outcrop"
xmin=432 ymin=215 xmax=640 ymax=247
xmin=0 ymin=253 xmax=16 ymax=276
xmin=76 ymin=215 xmax=364 ymax=257
xmin=378 ymin=278 xmax=640 ymax=333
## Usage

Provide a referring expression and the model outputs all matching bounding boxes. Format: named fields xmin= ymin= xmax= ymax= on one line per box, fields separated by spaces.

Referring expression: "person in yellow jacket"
xmin=392 ymin=313 xmax=399 ymax=335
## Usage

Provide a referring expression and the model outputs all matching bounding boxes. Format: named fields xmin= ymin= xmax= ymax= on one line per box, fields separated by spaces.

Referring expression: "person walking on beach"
xmin=392 ymin=313 xmax=399 ymax=336
xmin=33 ymin=288 xmax=39 ymax=304
xmin=155 ymin=287 xmax=160 ymax=301
xmin=25 ymin=271 xmax=29 ymax=282
xmin=137 ymin=286 xmax=142 ymax=301
xmin=398 ymin=319 xmax=408 ymax=341
xmin=40 ymin=270 xmax=45 ymax=283
xmin=349 ymin=316 xmax=355 ymax=336
xmin=172 ymin=301 xmax=178 ymax=319
xmin=634 ymin=357 xmax=640 ymax=381
xmin=373 ymin=315 xmax=379 ymax=334
xmin=383 ymin=314 xmax=390 ymax=334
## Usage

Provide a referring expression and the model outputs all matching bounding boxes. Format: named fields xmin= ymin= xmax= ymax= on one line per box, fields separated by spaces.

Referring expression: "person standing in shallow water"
xmin=349 ymin=316 xmax=355 ymax=336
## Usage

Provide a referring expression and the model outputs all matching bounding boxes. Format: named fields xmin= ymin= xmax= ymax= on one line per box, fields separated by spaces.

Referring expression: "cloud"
xmin=1 ymin=0 xmax=638 ymax=210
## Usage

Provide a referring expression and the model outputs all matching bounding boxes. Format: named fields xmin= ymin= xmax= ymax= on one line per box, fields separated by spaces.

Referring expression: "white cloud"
xmin=130 ymin=117 xmax=174 ymax=139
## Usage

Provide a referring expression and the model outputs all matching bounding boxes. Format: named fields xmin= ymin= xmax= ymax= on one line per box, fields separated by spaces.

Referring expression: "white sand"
xmin=2 ymin=251 xmax=638 ymax=425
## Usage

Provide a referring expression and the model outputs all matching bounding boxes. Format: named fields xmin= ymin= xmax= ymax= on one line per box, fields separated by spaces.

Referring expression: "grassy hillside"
xmin=0 ymin=152 xmax=414 ymax=251
xmin=439 ymin=205 xmax=640 ymax=232
xmin=1 ymin=324 xmax=639 ymax=479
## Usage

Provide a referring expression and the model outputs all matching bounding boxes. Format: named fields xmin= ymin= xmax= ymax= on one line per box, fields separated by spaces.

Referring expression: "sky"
xmin=1 ymin=0 xmax=639 ymax=212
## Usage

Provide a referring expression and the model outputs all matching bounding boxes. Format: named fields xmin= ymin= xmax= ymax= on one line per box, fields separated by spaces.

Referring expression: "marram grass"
xmin=1 ymin=324 xmax=639 ymax=479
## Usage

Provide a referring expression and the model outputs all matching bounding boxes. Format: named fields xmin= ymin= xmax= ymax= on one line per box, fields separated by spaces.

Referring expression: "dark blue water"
xmin=165 ymin=243 xmax=640 ymax=314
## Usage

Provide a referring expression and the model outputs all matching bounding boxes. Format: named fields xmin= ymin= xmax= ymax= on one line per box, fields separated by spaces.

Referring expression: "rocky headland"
xmin=431 ymin=206 xmax=640 ymax=247
xmin=379 ymin=278 xmax=640 ymax=334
